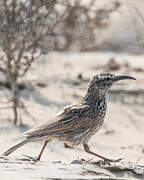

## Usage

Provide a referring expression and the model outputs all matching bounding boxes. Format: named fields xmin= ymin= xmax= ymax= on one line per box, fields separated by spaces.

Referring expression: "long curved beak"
xmin=113 ymin=75 xmax=136 ymax=82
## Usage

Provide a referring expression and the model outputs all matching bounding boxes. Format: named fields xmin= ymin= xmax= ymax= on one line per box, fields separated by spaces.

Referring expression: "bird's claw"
xmin=103 ymin=157 xmax=123 ymax=164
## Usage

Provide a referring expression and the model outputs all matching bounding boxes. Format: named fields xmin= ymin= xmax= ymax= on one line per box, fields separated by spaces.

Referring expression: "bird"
xmin=2 ymin=73 xmax=136 ymax=162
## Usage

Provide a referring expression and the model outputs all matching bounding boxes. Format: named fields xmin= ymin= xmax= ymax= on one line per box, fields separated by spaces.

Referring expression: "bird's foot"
xmin=0 ymin=155 xmax=8 ymax=160
xmin=80 ymin=157 xmax=123 ymax=166
xmin=102 ymin=157 xmax=123 ymax=164
xmin=22 ymin=154 xmax=39 ymax=162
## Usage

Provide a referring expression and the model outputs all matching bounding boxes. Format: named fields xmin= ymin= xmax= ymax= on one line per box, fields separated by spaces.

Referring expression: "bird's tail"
xmin=2 ymin=138 xmax=31 ymax=156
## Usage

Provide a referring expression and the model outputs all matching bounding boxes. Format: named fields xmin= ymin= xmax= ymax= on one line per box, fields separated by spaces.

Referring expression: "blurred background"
xmin=0 ymin=0 xmax=144 ymax=166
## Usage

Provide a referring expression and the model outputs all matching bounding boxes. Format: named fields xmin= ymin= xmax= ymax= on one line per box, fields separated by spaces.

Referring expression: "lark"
xmin=3 ymin=73 xmax=135 ymax=162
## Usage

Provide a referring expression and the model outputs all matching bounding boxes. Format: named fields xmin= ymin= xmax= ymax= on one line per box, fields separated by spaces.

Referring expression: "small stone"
xmin=71 ymin=160 xmax=83 ymax=165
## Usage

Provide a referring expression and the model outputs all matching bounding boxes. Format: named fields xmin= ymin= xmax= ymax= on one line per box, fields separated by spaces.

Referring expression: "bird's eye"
xmin=106 ymin=77 xmax=111 ymax=81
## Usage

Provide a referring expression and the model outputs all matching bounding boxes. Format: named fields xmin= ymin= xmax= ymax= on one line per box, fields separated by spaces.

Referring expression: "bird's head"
xmin=87 ymin=73 xmax=136 ymax=94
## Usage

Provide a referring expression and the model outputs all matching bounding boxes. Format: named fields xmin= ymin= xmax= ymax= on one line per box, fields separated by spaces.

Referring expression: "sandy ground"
xmin=0 ymin=51 xmax=144 ymax=179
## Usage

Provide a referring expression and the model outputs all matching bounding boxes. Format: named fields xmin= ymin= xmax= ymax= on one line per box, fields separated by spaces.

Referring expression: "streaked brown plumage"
xmin=2 ymin=73 xmax=136 ymax=162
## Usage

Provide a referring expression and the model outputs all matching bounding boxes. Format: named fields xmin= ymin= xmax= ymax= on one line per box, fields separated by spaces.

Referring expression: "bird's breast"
xmin=93 ymin=98 xmax=107 ymax=117
xmin=89 ymin=98 xmax=107 ymax=133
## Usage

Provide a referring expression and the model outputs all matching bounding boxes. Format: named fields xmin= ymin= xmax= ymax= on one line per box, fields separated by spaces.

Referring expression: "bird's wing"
xmin=24 ymin=104 xmax=92 ymax=138
xmin=23 ymin=116 xmax=63 ymax=137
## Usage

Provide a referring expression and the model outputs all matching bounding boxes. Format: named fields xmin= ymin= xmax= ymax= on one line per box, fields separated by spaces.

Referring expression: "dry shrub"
xmin=0 ymin=0 xmax=121 ymax=125
xmin=0 ymin=0 xmax=66 ymax=124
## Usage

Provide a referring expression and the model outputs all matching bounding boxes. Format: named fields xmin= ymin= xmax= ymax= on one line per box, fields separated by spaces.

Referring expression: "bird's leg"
xmin=23 ymin=140 xmax=50 ymax=162
xmin=83 ymin=143 xmax=122 ymax=163
xmin=36 ymin=140 xmax=49 ymax=161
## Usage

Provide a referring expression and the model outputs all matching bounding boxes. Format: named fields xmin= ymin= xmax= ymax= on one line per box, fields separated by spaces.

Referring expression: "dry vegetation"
xmin=0 ymin=0 xmax=123 ymax=125
xmin=0 ymin=0 xmax=65 ymax=124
